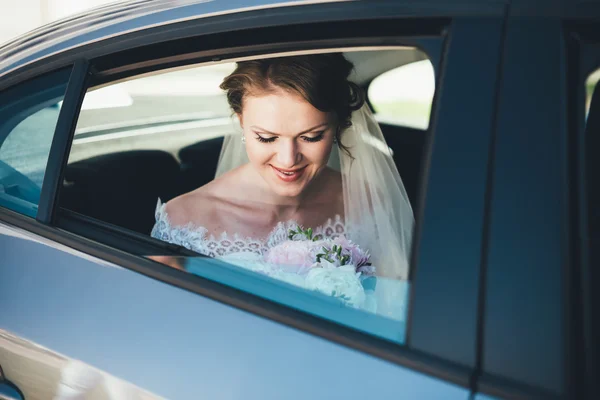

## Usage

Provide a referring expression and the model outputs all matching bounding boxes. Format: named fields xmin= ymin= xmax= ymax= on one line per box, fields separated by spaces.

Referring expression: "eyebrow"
xmin=250 ymin=122 xmax=328 ymax=136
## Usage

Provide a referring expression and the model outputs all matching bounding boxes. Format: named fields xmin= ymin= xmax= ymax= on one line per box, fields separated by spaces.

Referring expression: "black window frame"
xmin=564 ymin=21 xmax=600 ymax=400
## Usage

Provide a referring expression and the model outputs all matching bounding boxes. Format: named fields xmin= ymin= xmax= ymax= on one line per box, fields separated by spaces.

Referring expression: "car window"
xmin=368 ymin=59 xmax=435 ymax=130
xmin=0 ymin=68 xmax=71 ymax=217
xmin=61 ymin=49 xmax=434 ymax=344
xmin=62 ymin=64 xmax=236 ymax=233
xmin=70 ymin=63 xmax=235 ymax=164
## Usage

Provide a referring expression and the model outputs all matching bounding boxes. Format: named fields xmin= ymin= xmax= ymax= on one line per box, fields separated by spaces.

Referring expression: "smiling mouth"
xmin=271 ymin=165 xmax=307 ymax=182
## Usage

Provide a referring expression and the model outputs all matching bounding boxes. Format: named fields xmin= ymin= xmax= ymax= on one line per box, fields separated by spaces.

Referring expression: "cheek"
xmin=302 ymin=141 xmax=333 ymax=165
xmin=245 ymin=141 xmax=273 ymax=165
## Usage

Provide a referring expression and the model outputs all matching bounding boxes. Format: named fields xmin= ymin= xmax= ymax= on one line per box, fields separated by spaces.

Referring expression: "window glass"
xmin=63 ymin=49 xmax=435 ymax=343
xmin=369 ymin=59 xmax=435 ymax=130
xmin=0 ymin=68 xmax=71 ymax=217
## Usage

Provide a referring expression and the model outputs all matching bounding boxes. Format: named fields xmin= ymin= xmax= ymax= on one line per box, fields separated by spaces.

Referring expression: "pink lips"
xmin=271 ymin=165 xmax=306 ymax=182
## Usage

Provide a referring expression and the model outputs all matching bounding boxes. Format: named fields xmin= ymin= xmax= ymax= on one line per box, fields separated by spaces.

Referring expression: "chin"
xmin=259 ymin=165 xmax=315 ymax=198
xmin=269 ymin=183 xmax=306 ymax=198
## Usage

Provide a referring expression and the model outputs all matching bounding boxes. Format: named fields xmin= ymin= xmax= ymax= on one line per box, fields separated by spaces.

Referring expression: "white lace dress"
xmin=151 ymin=200 xmax=376 ymax=303
xmin=151 ymin=200 xmax=347 ymax=258
xmin=150 ymin=200 xmax=409 ymax=318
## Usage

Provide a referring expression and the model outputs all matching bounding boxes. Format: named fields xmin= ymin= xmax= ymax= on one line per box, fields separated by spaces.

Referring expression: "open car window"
xmin=71 ymin=63 xmax=235 ymax=164
xmin=60 ymin=48 xmax=436 ymax=344
xmin=369 ymin=59 xmax=435 ymax=130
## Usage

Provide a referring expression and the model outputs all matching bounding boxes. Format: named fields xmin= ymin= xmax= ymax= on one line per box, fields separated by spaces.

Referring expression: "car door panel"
xmin=0 ymin=221 xmax=471 ymax=399
xmin=473 ymin=394 xmax=499 ymax=400
xmin=481 ymin=17 xmax=567 ymax=396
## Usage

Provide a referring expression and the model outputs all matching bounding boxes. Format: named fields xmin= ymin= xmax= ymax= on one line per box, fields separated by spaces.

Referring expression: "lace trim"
xmin=151 ymin=199 xmax=346 ymax=258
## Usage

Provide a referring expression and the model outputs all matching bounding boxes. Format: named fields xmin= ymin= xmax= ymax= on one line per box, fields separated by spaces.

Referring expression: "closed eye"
xmin=255 ymin=133 xmax=277 ymax=143
xmin=254 ymin=130 xmax=326 ymax=143
xmin=301 ymin=131 xmax=325 ymax=143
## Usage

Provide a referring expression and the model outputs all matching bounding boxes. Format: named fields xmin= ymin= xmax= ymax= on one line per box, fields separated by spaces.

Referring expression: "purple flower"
xmin=332 ymin=236 xmax=371 ymax=270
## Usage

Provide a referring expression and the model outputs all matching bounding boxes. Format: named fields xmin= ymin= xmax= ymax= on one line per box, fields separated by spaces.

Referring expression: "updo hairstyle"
xmin=219 ymin=53 xmax=365 ymax=153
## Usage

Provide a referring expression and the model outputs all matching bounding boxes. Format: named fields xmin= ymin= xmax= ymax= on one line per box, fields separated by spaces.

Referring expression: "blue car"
xmin=0 ymin=0 xmax=598 ymax=399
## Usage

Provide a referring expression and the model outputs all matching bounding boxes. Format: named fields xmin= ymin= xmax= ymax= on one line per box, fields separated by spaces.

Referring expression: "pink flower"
xmin=264 ymin=234 xmax=374 ymax=276
xmin=264 ymin=240 xmax=320 ymax=273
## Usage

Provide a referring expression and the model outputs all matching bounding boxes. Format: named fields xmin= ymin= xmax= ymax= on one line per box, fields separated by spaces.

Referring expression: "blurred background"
xmin=0 ymin=0 xmax=115 ymax=45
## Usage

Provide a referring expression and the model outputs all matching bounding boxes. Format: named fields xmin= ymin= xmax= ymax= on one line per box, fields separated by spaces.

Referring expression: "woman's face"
xmin=239 ymin=89 xmax=336 ymax=198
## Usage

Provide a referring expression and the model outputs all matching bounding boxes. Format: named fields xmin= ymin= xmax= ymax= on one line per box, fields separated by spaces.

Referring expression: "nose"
xmin=276 ymin=139 xmax=301 ymax=168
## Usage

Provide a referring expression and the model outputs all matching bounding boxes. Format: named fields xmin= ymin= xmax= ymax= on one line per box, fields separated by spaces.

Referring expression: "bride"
xmin=151 ymin=53 xmax=414 ymax=317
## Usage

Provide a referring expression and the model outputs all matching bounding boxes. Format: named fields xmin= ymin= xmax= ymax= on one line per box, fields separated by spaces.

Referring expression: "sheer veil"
xmin=215 ymin=104 xmax=414 ymax=281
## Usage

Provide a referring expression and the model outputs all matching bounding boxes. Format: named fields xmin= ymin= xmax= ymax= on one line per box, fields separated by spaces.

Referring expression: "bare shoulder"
xmin=164 ymin=180 xmax=219 ymax=227
xmin=164 ymin=167 xmax=242 ymax=227
xmin=164 ymin=191 xmax=211 ymax=228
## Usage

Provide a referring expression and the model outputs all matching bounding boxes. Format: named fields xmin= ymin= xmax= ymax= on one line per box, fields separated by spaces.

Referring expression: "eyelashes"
xmin=302 ymin=131 xmax=325 ymax=143
xmin=254 ymin=131 xmax=325 ymax=143
xmin=255 ymin=135 xmax=277 ymax=143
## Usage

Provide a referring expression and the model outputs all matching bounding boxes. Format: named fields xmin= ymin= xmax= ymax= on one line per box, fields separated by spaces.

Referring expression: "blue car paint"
xmin=0 ymin=223 xmax=470 ymax=399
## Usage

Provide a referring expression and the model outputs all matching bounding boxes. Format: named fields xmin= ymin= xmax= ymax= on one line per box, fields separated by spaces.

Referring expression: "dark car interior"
xmin=58 ymin=123 xmax=426 ymax=237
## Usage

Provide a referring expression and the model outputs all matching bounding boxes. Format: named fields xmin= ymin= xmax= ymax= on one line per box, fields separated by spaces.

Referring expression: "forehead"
xmin=242 ymin=90 xmax=331 ymax=130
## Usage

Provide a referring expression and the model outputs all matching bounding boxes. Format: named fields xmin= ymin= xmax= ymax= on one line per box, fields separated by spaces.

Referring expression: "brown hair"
xmin=219 ymin=53 xmax=365 ymax=153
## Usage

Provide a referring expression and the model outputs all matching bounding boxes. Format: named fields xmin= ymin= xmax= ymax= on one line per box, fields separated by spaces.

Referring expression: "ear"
xmin=236 ymin=113 xmax=244 ymax=129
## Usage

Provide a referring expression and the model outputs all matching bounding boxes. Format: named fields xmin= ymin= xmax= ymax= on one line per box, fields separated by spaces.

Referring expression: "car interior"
xmin=51 ymin=49 xmax=434 ymax=253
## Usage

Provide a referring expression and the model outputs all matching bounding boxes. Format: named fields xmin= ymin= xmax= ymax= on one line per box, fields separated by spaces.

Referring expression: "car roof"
xmin=0 ymin=0 xmax=598 ymax=80
xmin=0 ymin=0 xmax=358 ymax=78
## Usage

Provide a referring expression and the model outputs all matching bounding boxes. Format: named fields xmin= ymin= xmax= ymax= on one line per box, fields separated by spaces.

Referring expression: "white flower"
xmin=305 ymin=261 xmax=366 ymax=308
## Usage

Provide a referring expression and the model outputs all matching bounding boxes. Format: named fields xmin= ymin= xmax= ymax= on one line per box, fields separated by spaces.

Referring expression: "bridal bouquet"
xmin=261 ymin=226 xmax=375 ymax=308
xmin=265 ymin=226 xmax=374 ymax=275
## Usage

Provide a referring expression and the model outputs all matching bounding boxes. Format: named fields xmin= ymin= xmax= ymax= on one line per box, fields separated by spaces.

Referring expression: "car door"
xmin=473 ymin=2 xmax=599 ymax=399
xmin=0 ymin=1 xmax=506 ymax=399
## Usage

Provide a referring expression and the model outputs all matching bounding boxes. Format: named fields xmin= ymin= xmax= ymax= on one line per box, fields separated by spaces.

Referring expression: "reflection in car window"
xmin=1 ymin=106 xmax=60 ymax=186
xmin=369 ymin=60 xmax=435 ymax=130
xmin=0 ymin=68 xmax=71 ymax=217
xmin=150 ymin=255 xmax=411 ymax=343
xmin=63 ymin=50 xmax=435 ymax=344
